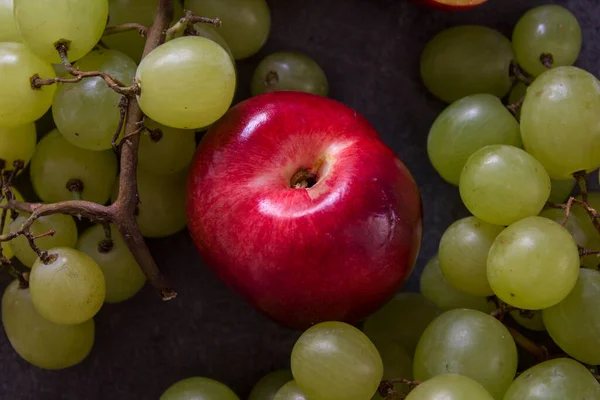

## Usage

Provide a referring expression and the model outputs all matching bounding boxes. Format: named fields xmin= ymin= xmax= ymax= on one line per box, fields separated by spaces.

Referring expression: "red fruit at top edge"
xmin=413 ymin=0 xmax=488 ymax=11
xmin=186 ymin=91 xmax=423 ymax=330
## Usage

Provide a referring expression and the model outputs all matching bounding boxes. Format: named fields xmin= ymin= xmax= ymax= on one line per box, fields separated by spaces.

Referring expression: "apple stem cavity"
xmin=290 ymin=168 xmax=319 ymax=189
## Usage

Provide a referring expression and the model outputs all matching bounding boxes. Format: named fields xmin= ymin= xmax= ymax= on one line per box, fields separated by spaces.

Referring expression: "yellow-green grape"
xmin=0 ymin=0 xmax=19 ymax=42
xmin=543 ymin=269 xmax=600 ymax=365
xmin=438 ymin=216 xmax=504 ymax=296
xmin=77 ymin=224 xmax=146 ymax=304
xmin=487 ymin=216 xmax=580 ymax=310
xmin=52 ymin=49 xmax=138 ymax=151
xmin=512 ymin=5 xmax=582 ymax=77
xmin=573 ymin=193 xmax=600 ymax=269
xmin=29 ymin=247 xmax=106 ymax=325
xmin=507 ymin=82 xmax=527 ymax=121
xmin=8 ymin=213 xmax=77 ymax=268
xmin=427 ymin=94 xmax=521 ymax=185
xmin=1 ymin=280 xmax=95 ymax=370
xmin=0 ymin=123 xmax=36 ymax=170
xmin=520 ymin=66 xmax=600 ymax=179
xmin=104 ymin=0 xmax=184 ymax=62
xmin=251 ymin=52 xmax=329 ymax=97
xmin=14 ymin=0 xmax=108 ymax=64
xmin=420 ymin=26 xmax=515 ymax=103
xmin=184 ymin=0 xmax=271 ymax=60
xmin=370 ymin=337 xmax=413 ymax=399
xmin=406 ymin=374 xmax=495 ymax=400
xmin=363 ymin=292 xmax=441 ymax=357
xmin=273 ymin=381 xmax=308 ymax=400
xmin=160 ymin=377 xmax=240 ymax=400
xmin=136 ymin=36 xmax=236 ymax=130
xmin=138 ymin=119 xmax=197 ymax=176
xmin=30 ymin=129 xmax=118 ymax=204
xmin=509 ymin=310 xmax=545 ymax=332
xmin=548 ymin=178 xmax=576 ymax=203
xmin=0 ymin=187 xmax=23 ymax=260
xmin=538 ymin=207 xmax=592 ymax=267
xmin=504 ymin=358 xmax=600 ymax=400
xmin=413 ymin=309 xmax=517 ymax=399
xmin=291 ymin=321 xmax=383 ymax=400
xmin=0 ymin=42 xmax=56 ymax=127
xmin=420 ymin=255 xmax=494 ymax=313
xmin=459 ymin=145 xmax=551 ymax=226
xmin=192 ymin=23 xmax=234 ymax=62
xmin=249 ymin=370 xmax=294 ymax=400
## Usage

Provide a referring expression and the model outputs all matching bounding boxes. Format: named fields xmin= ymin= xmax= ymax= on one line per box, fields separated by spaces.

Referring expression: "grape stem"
xmin=507 ymin=326 xmax=549 ymax=363
xmin=112 ymin=96 xmax=129 ymax=152
xmin=103 ymin=23 xmax=149 ymax=37
xmin=165 ymin=10 xmax=222 ymax=42
xmin=509 ymin=62 xmax=532 ymax=86
xmin=506 ymin=96 xmax=524 ymax=115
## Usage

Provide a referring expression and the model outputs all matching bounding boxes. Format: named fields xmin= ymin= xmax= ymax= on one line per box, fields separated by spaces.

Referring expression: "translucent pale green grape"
xmin=438 ymin=217 xmax=504 ymax=296
xmin=413 ymin=309 xmax=517 ymax=399
xmin=192 ymin=24 xmax=234 ymax=62
xmin=504 ymin=358 xmax=600 ymax=400
xmin=427 ymin=94 xmax=521 ymax=185
xmin=251 ymin=52 xmax=328 ymax=97
xmin=363 ymin=292 xmax=441 ymax=357
xmin=273 ymin=381 xmax=308 ymax=400
xmin=512 ymin=5 xmax=582 ymax=77
xmin=510 ymin=310 xmax=545 ymax=332
xmin=420 ymin=254 xmax=494 ymax=313
xmin=0 ymin=0 xmax=19 ymax=42
xmin=487 ymin=216 xmax=580 ymax=310
xmin=291 ymin=321 xmax=383 ymax=400
xmin=573 ymin=193 xmax=600 ymax=269
xmin=160 ymin=377 xmax=240 ymax=400
xmin=2 ymin=280 xmax=94 ymax=370
xmin=406 ymin=374 xmax=495 ymax=400
xmin=548 ymin=179 xmax=576 ymax=203
xmin=520 ymin=66 xmax=600 ymax=179
xmin=0 ymin=122 xmax=36 ymax=170
xmin=52 ymin=49 xmax=138 ymax=151
xmin=184 ymin=0 xmax=271 ymax=60
xmin=507 ymin=82 xmax=527 ymax=121
xmin=0 ymin=187 xmax=23 ymax=260
xmin=136 ymin=36 xmax=236 ymax=130
xmin=459 ymin=145 xmax=551 ymax=226
xmin=543 ymin=268 xmax=600 ymax=365
xmin=138 ymin=119 xmax=197 ymax=176
xmin=77 ymin=224 xmax=146 ymax=304
xmin=30 ymin=247 xmax=106 ymax=325
xmin=370 ymin=336 xmax=413 ymax=399
xmin=14 ymin=0 xmax=108 ymax=63
xmin=0 ymin=42 xmax=56 ymax=127
xmin=249 ymin=370 xmax=294 ymax=400
xmin=538 ymin=207 xmax=591 ymax=266
xmin=8 ymin=213 xmax=77 ymax=268
xmin=104 ymin=0 xmax=184 ymax=62
xmin=420 ymin=26 xmax=515 ymax=103
xmin=30 ymin=129 xmax=118 ymax=204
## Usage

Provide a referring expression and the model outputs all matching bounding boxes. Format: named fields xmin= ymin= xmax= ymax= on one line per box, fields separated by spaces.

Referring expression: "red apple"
xmin=413 ymin=0 xmax=488 ymax=11
xmin=186 ymin=91 xmax=422 ymax=329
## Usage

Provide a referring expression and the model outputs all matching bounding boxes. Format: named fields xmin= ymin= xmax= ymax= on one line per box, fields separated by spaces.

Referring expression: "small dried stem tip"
xmin=165 ymin=10 xmax=222 ymax=41
xmin=506 ymin=96 xmax=524 ymax=115
xmin=540 ymin=53 xmax=554 ymax=69
xmin=103 ymin=23 xmax=149 ymax=37
xmin=579 ymin=248 xmax=600 ymax=258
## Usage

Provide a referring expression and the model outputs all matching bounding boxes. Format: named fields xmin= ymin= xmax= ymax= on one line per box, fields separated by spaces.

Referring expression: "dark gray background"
xmin=1 ymin=0 xmax=599 ymax=398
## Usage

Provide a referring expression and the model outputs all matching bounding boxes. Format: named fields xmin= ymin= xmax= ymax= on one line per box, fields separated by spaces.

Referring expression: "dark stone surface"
xmin=1 ymin=0 xmax=599 ymax=399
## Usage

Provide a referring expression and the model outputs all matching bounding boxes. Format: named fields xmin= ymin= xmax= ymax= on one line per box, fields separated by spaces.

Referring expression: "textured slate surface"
xmin=1 ymin=0 xmax=599 ymax=399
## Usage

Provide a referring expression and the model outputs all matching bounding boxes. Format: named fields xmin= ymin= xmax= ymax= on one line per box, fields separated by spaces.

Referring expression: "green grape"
xmin=291 ymin=321 xmax=383 ymax=400
xmin=184 ymin=0 xmax=271 ymax=60
xmin=104 ymin=0 xmax=184 ymax=62
xmin=0 ymin=187 xmax=23 ymax=260
xmin=0 ymin=123 xmax=36 ymax=170
xmin=2 ymin=280 xmax=94 ymax=370
xmin=52 ymin=49 xmax=138 ymax=151
xmin=520 ymin=66 xmax=600 ymax=179
xmin=406 ymin=374 xmax=495 ymax=400
xmin=509 ymin=310 xmax=545 ymax=332
xmin=438 ymin=216 xmax=504 ymax=296
xmin=8 ymin=213 xmax=78 ymax=268
xmin=507 ymin=82 xmax=527 ymax=121
xmin=413 ymin=309 xmax=517 ymax=399
xmin=420 ymin=26 xmax=515 ymax=103
xmin=160 ymin=377 xmax=240 ymax=400
xmin=0 ymin=0 xmax=19 ymax=42
xmin=191 ymin=24 xmax=234 ymax=62
xmin=273 ymin=381 xmax=308 ymax=400
xmin=427 ymin=94 xmax=521 ymax=186
xmin=77 ymin=224 xmax=146 ymax=303
xmin=249 ymin=370 xmax=294 ymax=400
xmin=138 ymin=119 xmax=197 ymax=176
xmin=251 ymin=52 xmax=328 ymax=97
xmin=543 ymin=268 xmax=600 ymax=365
xmin=30 ymin=129 xmax=118 ymax=204
xmin=13 ymin=0 xmax=108 ymax=64
xmin=136 ymin=36 xmax=236 ymax=130
xmin=420 ymin=254 xmax=495 ymax=313
xmin=0 ymin=42 xmax=56 ymax=127
xmin=487 ymin=216 xmax=580 ymax=310
xmin=363 ymin=292 xmax=441 ymax=357
xmin=548 ymin=178 xmax=576 ymax=203
xmin=504 ymin=358 xmax=600 ymax=400
xmin=459 ymin=145 xmax=551 ymax=226
xmin=572 ymin=192 xmax=600 ymax=269
xmin=538 ymin=208 xmax=590 ymax=262
xmin=512 ymin=5 xmax=582 ymax=77
xmin=29 ymin=247 xmax=106 ymax=325
xmin=370 ymin=337 xmax=413 ymax=399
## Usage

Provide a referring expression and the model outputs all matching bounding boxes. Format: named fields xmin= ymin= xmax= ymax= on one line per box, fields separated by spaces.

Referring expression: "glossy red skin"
xmin=413 ymin=0 xmax=487 ymax=11
xmin=186 ymin=91 xmax=422 ymax=330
